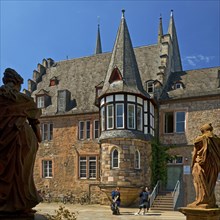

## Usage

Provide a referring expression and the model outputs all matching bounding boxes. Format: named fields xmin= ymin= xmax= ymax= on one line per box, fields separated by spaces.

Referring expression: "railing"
xmin=149 ymin=180 xmax=160 ymax=207
xmin=172 ymin=180 xmax=180 ymax=209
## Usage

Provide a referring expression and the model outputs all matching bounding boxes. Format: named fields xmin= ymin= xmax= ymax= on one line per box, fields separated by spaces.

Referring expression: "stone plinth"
xmin=179 ymin=207 xmax=220 ymax=220
xmin=0 ymin=213 xmax=48 ymax=220
xmin=100 ymin=185 xmax=140 ymax=207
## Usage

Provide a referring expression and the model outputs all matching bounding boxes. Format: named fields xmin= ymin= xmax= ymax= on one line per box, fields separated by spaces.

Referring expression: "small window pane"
xmin=79 ymin=157 xmax=87 ymax=178
xmin=89 ymin=157 xmax=96 ymax=179
xmin=116 ymin=104 xmax=124 ymax=128
xmin=165 ymin=112 xmax=173 ymax=133
xmin=176 ymin=112 xmax=185 ymax=133
xmin=86 ymin=121 xmax=90 ymax=139
xmin=107 ymin=105 xmax=114 ymax=129
xmin=128 ymin=104 xmax=135 ymax=129
xmin=79 ymin=121 xmax=84 ymax=140
xmin=137 ymin=106 xmax=143 ymax=131
xmin=94 ymin=120 xmax=99 ymax=139
xmin=112 ymin=149 xmax=119 ymax=168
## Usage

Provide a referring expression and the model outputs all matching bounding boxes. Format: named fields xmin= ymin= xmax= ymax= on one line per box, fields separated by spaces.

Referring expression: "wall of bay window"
xmin=100 ymin=94 xmax=155 ymax=136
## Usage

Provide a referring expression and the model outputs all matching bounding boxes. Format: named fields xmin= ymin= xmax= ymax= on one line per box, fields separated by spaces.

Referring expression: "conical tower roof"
xmin=167 ymin=10 xmax=182 ymax=71
xmin=99 ymin=10 xmax=149 ymax=98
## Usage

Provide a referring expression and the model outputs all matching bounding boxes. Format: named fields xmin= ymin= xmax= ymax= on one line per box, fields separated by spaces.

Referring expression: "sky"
xmin=0 ymin=0 xmax=220 ymax=90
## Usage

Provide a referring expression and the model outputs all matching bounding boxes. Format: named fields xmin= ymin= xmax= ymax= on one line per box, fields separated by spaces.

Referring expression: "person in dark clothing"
xmin=134 ymin=187 xmax=150 ymax=215
xmin=111 ymin=187 xmax=121 ymax=215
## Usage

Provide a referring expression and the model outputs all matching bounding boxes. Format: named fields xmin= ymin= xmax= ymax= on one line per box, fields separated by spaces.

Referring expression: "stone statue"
xmin=0 ymin=68 xmax=42 ymax=214
xmin=188 ymin=123 xmax=220 ymax=208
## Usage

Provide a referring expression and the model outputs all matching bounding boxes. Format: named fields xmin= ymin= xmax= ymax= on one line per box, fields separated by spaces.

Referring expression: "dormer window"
xmin=146 ymin=80 xmax=154 ymax=93
xmin=109 ymin=67 xmax=123 ymax=84
xmin=37 ymin=96 xmax=45 ymax=108
xmin=36 ymin=89 xmax=51 ymax=109
xmin=174 ymin=82 xmax=182 ymax=89
xmin=49 ymin=77 xmax=58 ymax=86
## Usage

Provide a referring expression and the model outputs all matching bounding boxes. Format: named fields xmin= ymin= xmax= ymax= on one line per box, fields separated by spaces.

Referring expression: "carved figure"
xmin=188 ymin=123 xmax=220 ymax=208
xmin=0 ymin=68 xmax=42 ymax=213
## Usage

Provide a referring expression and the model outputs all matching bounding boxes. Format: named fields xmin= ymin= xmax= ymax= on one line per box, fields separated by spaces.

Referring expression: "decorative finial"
xmin=159 ymin=13 xmax=162 ymax=19
xmin=122 ymin=9 xmax=125 ymax=18
xmin=97 ymin=16 xmax=100 ymax=26
xmin=170 ymin=9 xmax=173 ymax=17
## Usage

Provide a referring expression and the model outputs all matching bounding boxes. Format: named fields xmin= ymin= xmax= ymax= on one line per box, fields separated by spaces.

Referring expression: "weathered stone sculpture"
xmin=0 ymin=68 xmax=42 ymax=214
xmin=188 ymin=123 xmax=220 ymax=208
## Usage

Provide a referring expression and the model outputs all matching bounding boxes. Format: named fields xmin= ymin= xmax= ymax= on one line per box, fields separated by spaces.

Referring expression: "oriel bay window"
xmin=79 ymin=156 xmax=98 ymax=179
xmin=100 ymin=94 xmax=152 ymax=133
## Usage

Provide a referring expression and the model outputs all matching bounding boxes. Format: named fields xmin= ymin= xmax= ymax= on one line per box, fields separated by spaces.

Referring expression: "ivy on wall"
xmin=150 ymin=138 xmax=172 ymax=189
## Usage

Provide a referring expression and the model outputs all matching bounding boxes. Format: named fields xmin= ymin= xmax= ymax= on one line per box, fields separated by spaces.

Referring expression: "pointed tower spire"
xmin=158 ymin=14 xmax=163 ymax=43
xmin=95 ymin=17 xmax=102 ymax=54
xmin=167 ymin=10 xmax=182 ymax=71
xmin=100 ymin=9 xmax=149 ymax=98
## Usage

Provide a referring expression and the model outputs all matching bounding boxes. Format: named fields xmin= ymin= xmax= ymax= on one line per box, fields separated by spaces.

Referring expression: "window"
xmin=101 ymin=107 xmax=105 ymax=131
xmin=107 ymin=105 xmax=114 ymax=129
xmin=79 ymin=121 xmax=84 ymax=140
xmin=137 ymin=106 xmax=143 ymax=131
xmin=135 ymin=150 xmax=140 ymax=169
xmin=128 ymin=104 xmax=135 ymax=129
xmin=112 ymin=149 xmax=119 ymax=168
xmin=41 ymin=123 xmax=53 ymax=141
xmin=79 ymin=157 xmax=87 ymax=178
xmin=167 ymin=156 xmax=183 ymax=164
xmin=176 ymin=112 xmax=185 ymax=133
xmin=146 ymin=81 xmax=154 ymax=93
xmin=164 ymin=111 xmax=185 ymax=133
xmin=94 ymin=120 xmax=99 ymax=139
xmin=79 ymin=156 xmax=98 ymax=179
xmin=86 ymin=121 xmax=90 ymax=139
xmin=174 ymin=83 xmax=182 ymax=89
xmin=116 ymin=104 xmax=124 ymax=128
xmin=42 ymin=160 xmax=52 ymax=178
xmin=37 ymin=96 xmax=45 ymax=108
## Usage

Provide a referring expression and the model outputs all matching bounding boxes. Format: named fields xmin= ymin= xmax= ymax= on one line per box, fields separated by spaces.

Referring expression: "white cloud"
xmin=183 ymin=54 xmax=215 ymax=67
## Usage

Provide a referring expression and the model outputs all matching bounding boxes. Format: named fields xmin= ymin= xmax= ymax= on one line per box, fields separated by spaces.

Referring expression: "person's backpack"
xmin=142 ymin=192 xmax=149 ymax=201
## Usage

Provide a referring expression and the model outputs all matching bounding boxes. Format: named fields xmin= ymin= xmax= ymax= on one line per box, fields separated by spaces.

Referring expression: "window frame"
xmin=134 ymin=150 xmax=140 ymax=169
xmin=86 ymin=120 xmax=90 ymax=139
xmin=37 ymin=96 xmax=45 ymax=108
xmin=111 ymin=148 xmax=119 ymax=169
xmin=107 ymin=104 xmax=114 ymax=129
xmin=42 ymin=160 xmax=53 ymax=178
xmin=116 ymin=103 xmax=124 ymax=128
xmin=94 ymin=120 xmax=99 ymax=139
xmin=41 ymin=123 xmax=53 ymax=141
xmin=146 ymin=81 xmax=154 ymax=93
xmin=137 ymin=105 xmax=143 ymax=131
xmin=127 ymin=104 xmax=135 ymax=129
xmin=79 ymin=155 xmax=98 ymax=179
xmin=164 ymin=111 xmax=186 ymax=134
xmin=79 ymin=121 xmax=85 ymax=140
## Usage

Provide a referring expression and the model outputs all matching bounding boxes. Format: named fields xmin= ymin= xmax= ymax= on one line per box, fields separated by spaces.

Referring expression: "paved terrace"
xmin=35 ymin=203 xmax=186 ymax=220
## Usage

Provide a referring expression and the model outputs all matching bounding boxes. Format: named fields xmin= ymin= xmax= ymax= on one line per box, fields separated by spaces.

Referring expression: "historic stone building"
xmin=24 ymin=10 xmax=220 ymax=207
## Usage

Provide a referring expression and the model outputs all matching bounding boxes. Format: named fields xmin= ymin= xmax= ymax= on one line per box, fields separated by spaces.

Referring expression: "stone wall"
xmin=34 ymin=113 xmax=108 ymax=204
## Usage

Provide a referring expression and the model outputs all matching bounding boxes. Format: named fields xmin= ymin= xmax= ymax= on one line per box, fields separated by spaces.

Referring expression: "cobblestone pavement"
xmin=35 ymin=203 xmax=186 ymax=220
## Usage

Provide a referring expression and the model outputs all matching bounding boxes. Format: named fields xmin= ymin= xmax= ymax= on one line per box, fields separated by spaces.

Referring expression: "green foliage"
xmin=150 ymin=139 xmax=171 ymax=189
xmin=46 ymin=206 xmax=78 ymax=220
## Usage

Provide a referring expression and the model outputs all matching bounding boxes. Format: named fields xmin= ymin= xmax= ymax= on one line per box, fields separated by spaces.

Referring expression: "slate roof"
xmin=31 ymin=44 xmax=160 ymax=116
xmin=160 ymin=67 xmax=220 ymax=101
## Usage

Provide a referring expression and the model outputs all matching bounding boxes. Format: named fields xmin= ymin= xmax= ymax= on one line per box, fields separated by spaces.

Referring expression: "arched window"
xmin=135 ymin=150 xmax=140 ymax=169
xmin=112 ymin=148 xmax=119 ymax=168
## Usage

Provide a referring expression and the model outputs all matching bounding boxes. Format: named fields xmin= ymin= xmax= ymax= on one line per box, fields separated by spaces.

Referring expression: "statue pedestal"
xmin=179 ymin=207 xmax=220 ymax=220
xmin=0 ymin=213 xmax=48 ymax=220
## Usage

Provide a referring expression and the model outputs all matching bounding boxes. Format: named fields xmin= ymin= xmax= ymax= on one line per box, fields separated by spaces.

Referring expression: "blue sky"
xmin=0 ymin=0 xmax=219 ymax=89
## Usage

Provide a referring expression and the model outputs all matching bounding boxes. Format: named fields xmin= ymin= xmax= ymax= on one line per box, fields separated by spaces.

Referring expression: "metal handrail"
xmin=172 ymin=180 xmax=180 ymax=209
xmin=149 ymin=180 xmax=160 ymax=207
